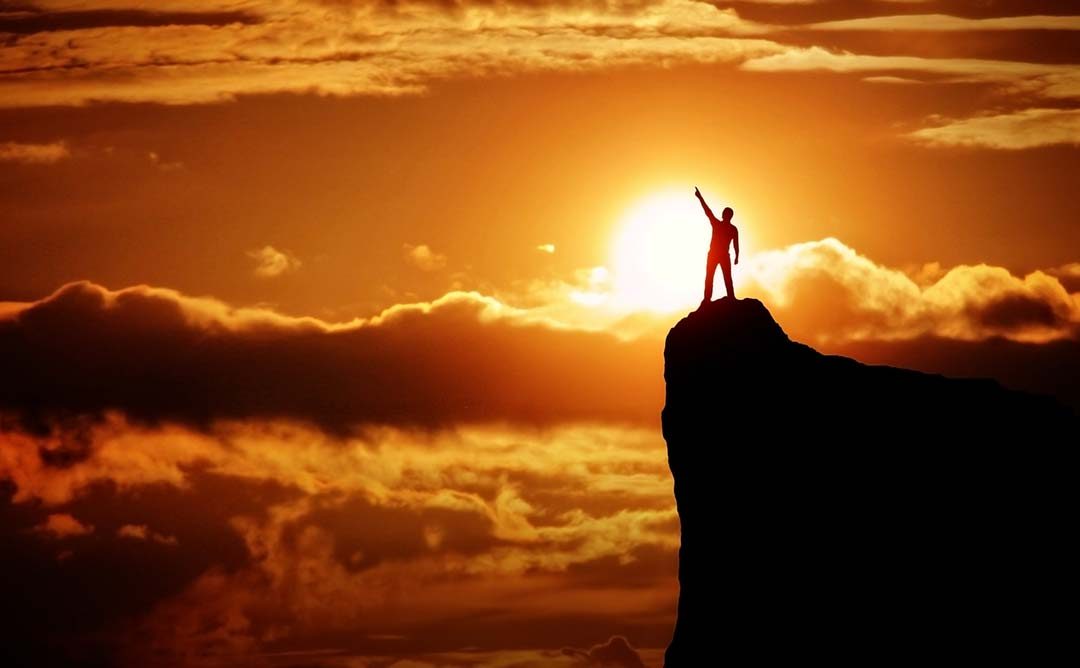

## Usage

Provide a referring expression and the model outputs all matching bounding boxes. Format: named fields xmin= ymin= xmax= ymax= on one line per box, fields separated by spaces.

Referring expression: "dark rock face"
xmin=662 ymin=297 xmax=1076 ymax=666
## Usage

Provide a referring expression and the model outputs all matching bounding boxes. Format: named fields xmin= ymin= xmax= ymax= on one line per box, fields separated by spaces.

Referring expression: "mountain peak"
xmin=670 ymin=296 xmax=790 ymax=353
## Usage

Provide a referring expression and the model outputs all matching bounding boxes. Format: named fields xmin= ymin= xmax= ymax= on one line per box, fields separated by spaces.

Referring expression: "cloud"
xmin=0 ymin=0 xmax=783 ymax=107
xmin=1051 ymin=263 xmax=1080 ymax=294
xmin=247 ymin=245 xmax=301 ymax=278
xmin=809 ymin=14 xmax=1080 ymax=32
xmin=0 ymin=140 xmax=70 ymax=164
xmin=740 ymin=238 xmax=1080 ymax=344
xmin=118 ymin=523 xmax=179 ymax=545
xmin=0 ymin=281 xmax=662 ymax=433
xmin=8 ymin=0 xmax=1070 ymax=166
xmin=2 ymin=0 xmax=1069 ymax=166
xmin=740 ymin=46 xmax=1080 ymax=103
xmin=403 ymin=243 xmax=448 ymax=272
xmin=863 ymin=75 xmax=922 ymax=84
xmin=0 ymin=5 xmax=259 ymax=34
xmin=741 ymin=46 xmax=1079 ymax=93
xmin=908 ymin=108 xmax=1080 ymax=150
xmin=1 ymin=417 xmax=677 ymax=664
xmin=147 ymin=150 xmax=184 ymax=171
xmin=33 ymin=512 xmax=94 ymax=537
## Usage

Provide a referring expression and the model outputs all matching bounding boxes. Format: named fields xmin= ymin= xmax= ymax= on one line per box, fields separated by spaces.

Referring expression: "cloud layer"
xmin=0 ymin=238 xmax=1075 ymax=437
xmin=1 ymin=417 xmax=675 ymax=666
xmin=0 ymin=280 xmax=662 ymax=433
xmin=0 ymin=0 xmax=781 ymax=107
xmin=3 ymin=2 xmax=1077 ymax=148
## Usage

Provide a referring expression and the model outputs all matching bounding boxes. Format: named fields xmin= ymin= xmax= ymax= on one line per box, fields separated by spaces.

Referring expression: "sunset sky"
xmin=2 ymin=1 xmax=1079 ymax=666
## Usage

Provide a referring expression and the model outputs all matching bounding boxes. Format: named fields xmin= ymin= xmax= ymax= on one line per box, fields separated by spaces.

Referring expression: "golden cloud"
xmin=0 ymin=140 xmax=70 ymax=163
xmin=741 ymin=238 xmax=1080 ymax=344
xmin=4 ymin=0 xmax=1069 ymax=155
xmin=247 ymin=244 xmax=302 ymax=278
xmin=741 ymin=46 xmax=1080 ymax=94
xmin=0 ymin=0 xmax=782 ymax=107
xmin=403 ymin=243 xmax=448 ymax=272
xmin=1 ymin=415 xmax=677 ymax=664
xmin=32 ymin=512 xmax=94 ymax=537
xmin=118 ymin=523 xmax=179 ymax=545
xmin=908 ymin=108 xmax=1080 ymax=150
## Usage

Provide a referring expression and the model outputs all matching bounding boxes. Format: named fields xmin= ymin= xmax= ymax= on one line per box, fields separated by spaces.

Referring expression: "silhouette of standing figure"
xmin=695 ymin=187 xmax=739 ymax=303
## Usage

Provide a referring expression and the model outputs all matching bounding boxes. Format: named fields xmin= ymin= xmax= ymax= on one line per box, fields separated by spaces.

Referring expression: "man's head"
xmin=722 ymin=207 xmax=734 ymax=222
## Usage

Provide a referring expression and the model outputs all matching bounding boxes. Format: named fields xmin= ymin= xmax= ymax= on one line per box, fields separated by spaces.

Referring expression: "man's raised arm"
xmin=694 ymin=186 xmax=716 ymax=222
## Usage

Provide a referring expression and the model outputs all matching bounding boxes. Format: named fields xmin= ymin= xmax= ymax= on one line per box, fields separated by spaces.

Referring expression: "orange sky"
xmin=1 ymin=2 xmax=1079 ymax=666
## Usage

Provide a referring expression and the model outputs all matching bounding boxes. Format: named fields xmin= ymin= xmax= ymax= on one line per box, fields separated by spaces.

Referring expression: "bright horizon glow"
xmin=611 ymin=190 xmax=718 ymax=312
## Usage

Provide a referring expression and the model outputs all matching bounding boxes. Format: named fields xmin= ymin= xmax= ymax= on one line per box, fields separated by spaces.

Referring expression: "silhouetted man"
xmin=695 ymin=186 xmax=739 ymax=303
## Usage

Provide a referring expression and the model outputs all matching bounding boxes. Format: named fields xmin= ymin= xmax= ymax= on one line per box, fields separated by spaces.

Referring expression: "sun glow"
xmin=611 ymin=190 xmax=714 ymax=312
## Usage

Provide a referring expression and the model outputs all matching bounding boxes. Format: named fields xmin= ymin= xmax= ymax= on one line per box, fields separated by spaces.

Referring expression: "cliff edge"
xmin=662 ymin=297 xmax=1076 ymax=665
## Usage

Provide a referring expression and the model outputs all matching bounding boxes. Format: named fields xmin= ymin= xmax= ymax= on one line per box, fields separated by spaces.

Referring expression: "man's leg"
xmin=720 ymin=255 xmax=734 ymax=299
xmin=704 ymin=254 xmax=718 ymax=303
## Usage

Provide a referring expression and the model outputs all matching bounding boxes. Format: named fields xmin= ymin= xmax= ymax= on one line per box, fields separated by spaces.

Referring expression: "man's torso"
xmin=709 ymin=220 xmax=735 ymax=256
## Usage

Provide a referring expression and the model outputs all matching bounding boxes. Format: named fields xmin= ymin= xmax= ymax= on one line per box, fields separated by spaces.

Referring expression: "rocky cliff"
xmin=662 ymin=297 xmax=1076 ymax=666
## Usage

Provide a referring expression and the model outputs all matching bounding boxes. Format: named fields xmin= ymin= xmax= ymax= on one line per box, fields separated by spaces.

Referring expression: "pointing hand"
xmin=694 ymin=186 xmax=701 ymax=197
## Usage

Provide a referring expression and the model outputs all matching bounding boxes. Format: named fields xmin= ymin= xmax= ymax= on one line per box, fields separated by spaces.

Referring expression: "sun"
xmin=610 ymin=189 xmax=713 ymax=312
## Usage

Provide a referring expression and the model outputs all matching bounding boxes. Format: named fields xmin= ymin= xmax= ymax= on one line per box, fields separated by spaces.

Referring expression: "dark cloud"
xmin=971 ymin=292 xmax=1065 ymax=329
xmin=297 ymin=492 xmax=501 ymax=572
xmin=0 ymin=418 xmax=677 ymax=665
xmin=723 ymin=1 xmax=1080 ymax=67
xmin=725 ymin=1 xmax=1080 ymax=25
xmin=1049 ymin=264 xmax=1080 ymax=294
xmin=0 ymin=472 xmax=283 ymax=667
xmin=0 ymin=8 xmax=259 ymax=34
xmin=826 ymin=335 xmax=1080 ymax=412
xmin=2 ymin=273 xmax=1077 ymax=438
xmin=0 ymin=281 xmax=661 ymax=434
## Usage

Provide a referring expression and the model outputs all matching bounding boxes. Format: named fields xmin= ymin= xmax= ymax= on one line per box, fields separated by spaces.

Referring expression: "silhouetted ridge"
xmin=662 ymin=297 xmax=1076 ymax=666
